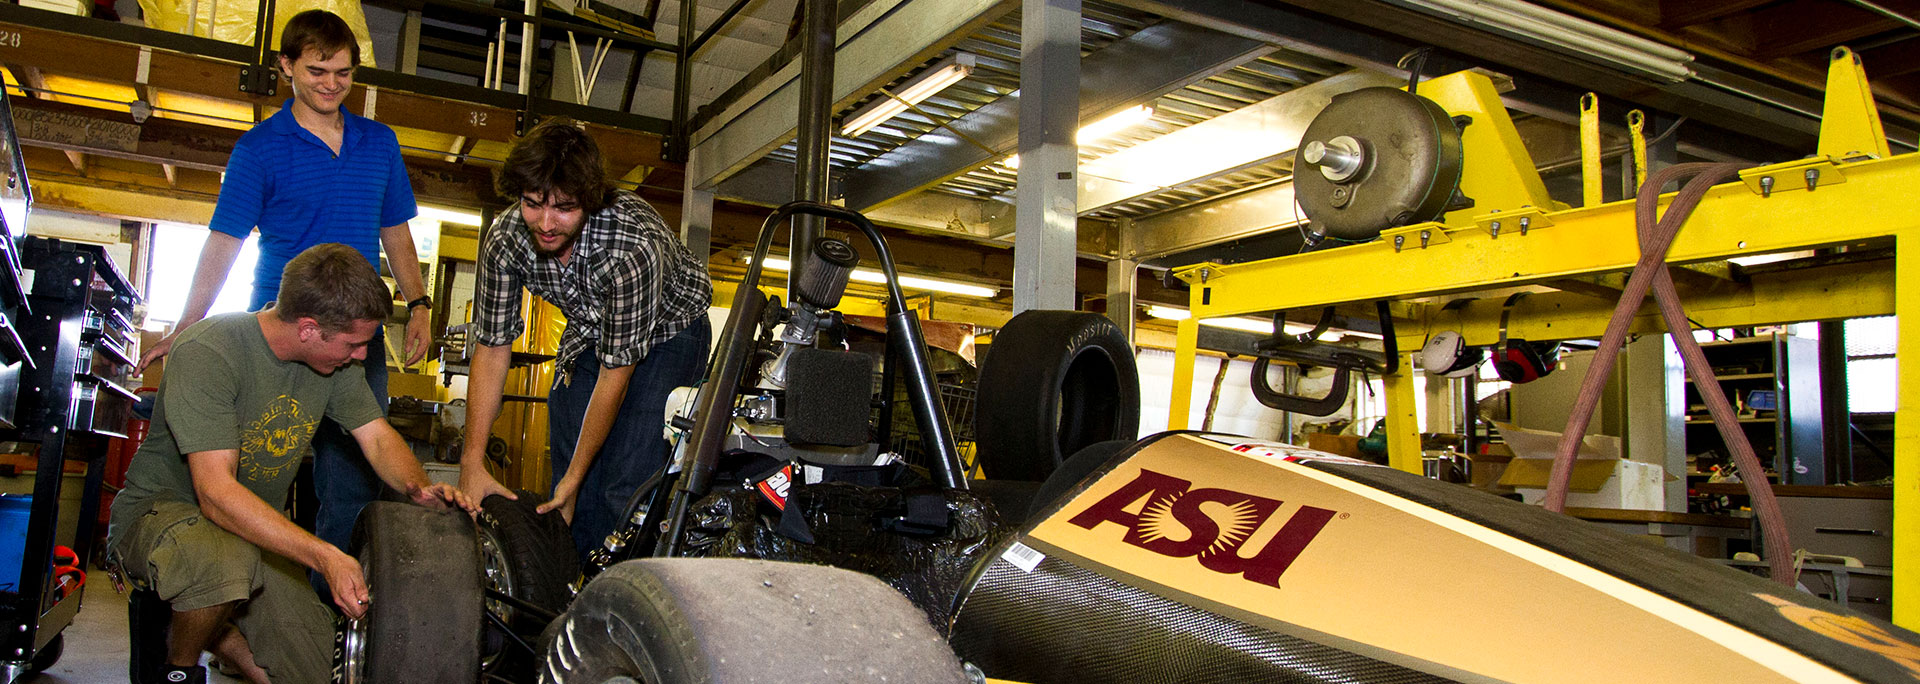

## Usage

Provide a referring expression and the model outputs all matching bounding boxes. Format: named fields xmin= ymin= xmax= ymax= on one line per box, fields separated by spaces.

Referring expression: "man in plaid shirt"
xmin=458 ymin=119 xmax=711 ymax=558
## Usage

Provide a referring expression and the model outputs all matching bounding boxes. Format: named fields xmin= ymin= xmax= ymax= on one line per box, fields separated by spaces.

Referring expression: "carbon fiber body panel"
xmin=950 ymin=546 xmax=1453 ymax=683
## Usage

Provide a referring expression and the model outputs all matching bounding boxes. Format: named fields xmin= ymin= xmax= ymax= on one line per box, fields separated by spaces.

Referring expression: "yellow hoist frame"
xmin=1166 ymin=47 xmax=1920 ymax=627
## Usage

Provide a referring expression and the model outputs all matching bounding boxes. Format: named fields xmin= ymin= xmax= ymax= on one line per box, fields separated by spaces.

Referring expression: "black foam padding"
xmin=785 ymin=347 xmax=874 ymax=446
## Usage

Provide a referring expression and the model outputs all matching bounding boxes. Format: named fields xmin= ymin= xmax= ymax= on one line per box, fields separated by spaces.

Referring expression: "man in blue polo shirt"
xmin=138 ymin=9 xmax=433 ymax=577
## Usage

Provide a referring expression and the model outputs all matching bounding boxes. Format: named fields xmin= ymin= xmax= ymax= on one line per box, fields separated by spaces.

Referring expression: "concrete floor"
xmin=24 ymin=574 xmax=244 ymax=683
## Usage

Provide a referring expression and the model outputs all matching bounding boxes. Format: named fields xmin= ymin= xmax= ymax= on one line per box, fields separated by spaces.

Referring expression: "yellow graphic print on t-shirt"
xmin=239 ymin=395 xmax=318 ymax=482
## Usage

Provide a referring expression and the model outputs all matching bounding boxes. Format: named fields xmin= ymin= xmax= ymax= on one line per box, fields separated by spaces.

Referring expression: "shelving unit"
xmin=1683 ymin=334 xmax=1823 ymax=485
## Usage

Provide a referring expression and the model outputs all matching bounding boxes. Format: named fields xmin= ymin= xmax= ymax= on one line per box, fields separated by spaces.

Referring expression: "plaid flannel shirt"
xmin=471 ymin=191 xmax=711 ymax=374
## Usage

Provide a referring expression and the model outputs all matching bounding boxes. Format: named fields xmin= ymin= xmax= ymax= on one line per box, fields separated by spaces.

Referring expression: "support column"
xmin=792 ymin=0 xmax=836 ymax=291
xmin=1383 ymin=351 xmax=1421 ymax=474
xmin=680 ymin=148 xmax=714 ymax=260
xmin=399 ymin=10 xmax=421 ymax=75
xmin=1105 ymin=218 xmax=1137 ymax=345
xmin=1894 ymin=231 xmax=1919 ymax=629
xmin=1012 ymin=0 xmax=1080 ymax=314
xmin=1169 ymin=317 xmax=1198 ymax=430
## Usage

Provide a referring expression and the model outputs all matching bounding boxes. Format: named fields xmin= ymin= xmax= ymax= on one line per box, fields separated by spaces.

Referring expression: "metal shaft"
xmin=792 ymin=0 xmax=835 ymax=291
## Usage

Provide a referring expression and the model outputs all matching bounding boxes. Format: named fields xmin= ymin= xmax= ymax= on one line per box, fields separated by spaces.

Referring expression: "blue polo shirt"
xmin=209 ymin=101 xmax=417 ymax=309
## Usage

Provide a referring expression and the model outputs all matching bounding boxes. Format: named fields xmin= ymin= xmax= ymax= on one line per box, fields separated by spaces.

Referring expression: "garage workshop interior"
xmin=0 ymin=0 xmax=1910 ymax=681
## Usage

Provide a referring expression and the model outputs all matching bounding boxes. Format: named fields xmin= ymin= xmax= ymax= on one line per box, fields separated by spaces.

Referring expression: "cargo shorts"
xmin=107 ymin=499 xmax=336 ymax=684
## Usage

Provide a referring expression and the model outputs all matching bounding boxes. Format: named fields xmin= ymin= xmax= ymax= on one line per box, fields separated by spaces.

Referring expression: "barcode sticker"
xmin=1001 ymin=541 xmax=1045 ymax=573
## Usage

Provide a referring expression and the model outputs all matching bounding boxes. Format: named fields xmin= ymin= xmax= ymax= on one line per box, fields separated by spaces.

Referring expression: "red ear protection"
xmin=1495 ymin=293 xmax=1560 ymax=384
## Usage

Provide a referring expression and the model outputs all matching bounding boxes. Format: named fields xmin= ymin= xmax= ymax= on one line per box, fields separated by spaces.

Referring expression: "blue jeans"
xmin=548 ymin=320 xmax=710 ymax=560
xmin=312 ymin=330 xmax=389 ymax=588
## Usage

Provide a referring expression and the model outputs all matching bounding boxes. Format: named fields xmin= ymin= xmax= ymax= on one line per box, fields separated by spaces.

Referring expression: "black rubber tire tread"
xmin=1028 ymin=439 xmax=1137 ymax=522
xmin=977 ymin=310 xmax=1140 ymax=482
xmin=542 ymin=558 xmax=970 ymax=684
xmin=482 ymin=489 xmax=580 ymax=614
xmin=26 ymin=633 xmax=61 ymax=674
xmin=351 ymin=501 xmax=485 ymax=683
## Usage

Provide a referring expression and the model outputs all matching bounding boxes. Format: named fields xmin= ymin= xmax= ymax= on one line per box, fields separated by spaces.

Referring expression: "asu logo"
xmin=1068 ymin=468 xmax=1337 ymax=587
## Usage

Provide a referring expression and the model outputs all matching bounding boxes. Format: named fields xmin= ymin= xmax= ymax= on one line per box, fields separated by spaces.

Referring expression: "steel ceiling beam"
xmin=1110 ymin=0 xmax=1847 ymax=159
xmin=843 ymin=19 xmax=1270 ymax=211
xmin=686 ymin=0 xmax=1014 ymax=190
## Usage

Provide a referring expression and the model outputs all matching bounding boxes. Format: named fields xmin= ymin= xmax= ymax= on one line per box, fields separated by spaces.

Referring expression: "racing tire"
xmin=342 ymin=501 xmax=484 ymax=683
xmin=542 ymin=558 xmax=969 ymax=684
xmin=1028 ymin=439 xmax=1137 ymax=522
xmin=479 ymin=490 xmax=578 ymax=679
xmin=26 ymin=633 xmax=61 ymax=674
xmin=977 ymin=310 xmax=1140 ymax=482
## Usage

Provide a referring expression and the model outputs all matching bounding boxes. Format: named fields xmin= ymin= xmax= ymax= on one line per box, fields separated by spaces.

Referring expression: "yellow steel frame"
xmin=1166 ymin=60 xmax=1920 ymax=627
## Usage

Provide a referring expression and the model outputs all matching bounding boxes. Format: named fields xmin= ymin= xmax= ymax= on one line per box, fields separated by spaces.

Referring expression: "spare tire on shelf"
xmin=976 ymin=310 xmax=1140 ymax=482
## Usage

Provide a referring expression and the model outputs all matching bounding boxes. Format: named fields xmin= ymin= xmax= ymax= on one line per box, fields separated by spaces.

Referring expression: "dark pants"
xmin=310 ymin=330 xmax=389 ymax=593
xmin=548 ymin=320 xmax=710 ymax=560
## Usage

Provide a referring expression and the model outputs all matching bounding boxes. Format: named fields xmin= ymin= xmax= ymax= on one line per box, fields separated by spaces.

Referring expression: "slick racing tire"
xmin=542 ymin=558 xmax=968 ymax=684
xmin=977 ymin=310 xmax=1141 ymax=482
xmin=340 ymin=502 xmax=484 ymax=683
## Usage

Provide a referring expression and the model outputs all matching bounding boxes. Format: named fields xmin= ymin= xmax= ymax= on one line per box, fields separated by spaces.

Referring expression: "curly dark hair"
xmin=494 ymin=118 xmax=611 ymax=215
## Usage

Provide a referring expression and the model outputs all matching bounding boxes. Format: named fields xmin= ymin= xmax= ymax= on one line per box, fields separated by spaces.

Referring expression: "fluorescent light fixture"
xmin=757 ymin=256 xmax=998 ymax=298
xmin=416 ymin=205 xmax=482 ymax=226
xmin=1145 ymin=305 xmax=1383 ymax=340
xmin=841 ymin=53 xmax=977 ymax=138
xmin=1001 ymin=104 xmax=1156 ymax=169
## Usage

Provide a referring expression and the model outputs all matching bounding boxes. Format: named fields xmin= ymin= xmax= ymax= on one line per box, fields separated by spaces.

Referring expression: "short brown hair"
xmin=275 ymin=244 xmax=389 ymax=333
xmin=280 ymin=9 xmax=360 ymax=67
xmin=494 ymin=119 xmax=611 ymax=215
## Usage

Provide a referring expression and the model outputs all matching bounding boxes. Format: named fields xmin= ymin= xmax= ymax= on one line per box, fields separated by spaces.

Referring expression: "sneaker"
xmin=159 ymin=665 xmax=207 ymax=684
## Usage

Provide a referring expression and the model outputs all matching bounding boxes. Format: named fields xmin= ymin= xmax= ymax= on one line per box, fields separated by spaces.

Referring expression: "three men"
xmin=458 ymin=119 xmax=712 ymax=559
xmin=109 ymin=244 xmax=474 ymax=684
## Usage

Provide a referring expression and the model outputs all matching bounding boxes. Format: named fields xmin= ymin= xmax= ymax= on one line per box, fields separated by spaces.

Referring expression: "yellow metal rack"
xmin=1165 ymin=49 xmax=1920 ymax=627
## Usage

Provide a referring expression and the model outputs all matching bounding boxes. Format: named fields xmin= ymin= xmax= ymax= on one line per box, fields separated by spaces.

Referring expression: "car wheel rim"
xmin=336 ymin=617 xmax=367 ymax=684
xmin=478 ymin=522 xmax=518 ymax=670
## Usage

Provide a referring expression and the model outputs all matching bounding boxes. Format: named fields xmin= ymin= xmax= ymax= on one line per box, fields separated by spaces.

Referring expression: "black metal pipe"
xmin=690 ymin=0 xmax=755 ymax=57
xmin=791 ymin=0 xmax=835 ymax=292
xmin=891 ymin=310 xmax=965 ymax=488
xmin=667 ymin=0 xmax=697 ymax=162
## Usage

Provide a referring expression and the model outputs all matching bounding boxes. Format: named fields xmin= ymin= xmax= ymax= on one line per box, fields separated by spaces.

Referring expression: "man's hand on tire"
xmin=535 ymin=474 xmax=583 ymax=523
xmin=460 ymin=468 xmax=516 ymax=508
xmin=319 ymin=551 xmax=370 ymax=619
xmin=407 ymin=482 xmax=477 ymax=515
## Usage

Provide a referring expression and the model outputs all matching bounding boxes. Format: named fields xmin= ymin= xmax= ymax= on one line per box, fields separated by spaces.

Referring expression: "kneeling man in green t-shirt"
xmin=107 ymin=243 xmax=475 ymax=684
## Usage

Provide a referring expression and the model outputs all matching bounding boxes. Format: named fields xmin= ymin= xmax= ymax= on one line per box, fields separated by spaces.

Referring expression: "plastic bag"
xmin=138 ymin=0 xmax=378 ymax=68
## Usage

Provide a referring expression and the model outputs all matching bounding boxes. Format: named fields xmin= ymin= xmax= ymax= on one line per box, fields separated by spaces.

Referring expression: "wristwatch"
xmin=407 ymin=295 xmax=432 ymax=311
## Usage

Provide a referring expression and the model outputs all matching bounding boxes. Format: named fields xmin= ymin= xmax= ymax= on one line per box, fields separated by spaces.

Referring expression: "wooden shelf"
xmin=1684 ymin=373 xmax=1773 ymax=382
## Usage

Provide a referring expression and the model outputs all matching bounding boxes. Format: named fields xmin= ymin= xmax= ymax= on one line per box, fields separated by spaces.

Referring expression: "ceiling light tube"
xmin=757 ymin=256 xmax=998 ymax=298
xmin=1001 ymin=104 xmax=1158 ymax=169
xmin=841 ymin=52 xmax=977 ymax=138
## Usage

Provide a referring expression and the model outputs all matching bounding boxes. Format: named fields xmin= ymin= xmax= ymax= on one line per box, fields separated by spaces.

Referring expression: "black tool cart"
xmin=0 ymin=83 xmax=142 ymax=680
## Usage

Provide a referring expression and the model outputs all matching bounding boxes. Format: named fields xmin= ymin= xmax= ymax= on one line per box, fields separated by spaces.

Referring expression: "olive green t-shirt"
xmin=110 ymin=312 xmax=384 ymax=525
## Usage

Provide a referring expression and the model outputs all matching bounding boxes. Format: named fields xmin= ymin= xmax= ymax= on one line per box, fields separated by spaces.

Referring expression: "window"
xmin=1845 ymin=316 xmax=1896 ymax=413
xmin=144 ymin=224 xmax=259 ymax=331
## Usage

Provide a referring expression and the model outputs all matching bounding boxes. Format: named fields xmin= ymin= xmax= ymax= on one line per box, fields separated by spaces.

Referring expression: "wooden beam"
xmin=1745 ymin=4 xmax=1901 ymax=60
xmin=161 ymin=163 xmax=177 ymax=187
xmin=1864 ymin=37 xmax=1920 ymax=80
xmin=11 ymin=96 xmax=235 ymax=170
xmin=62 ymin=150 xmax=84 ymax=172
xmin=1655 ymin=0 xmax=1773 ymax=29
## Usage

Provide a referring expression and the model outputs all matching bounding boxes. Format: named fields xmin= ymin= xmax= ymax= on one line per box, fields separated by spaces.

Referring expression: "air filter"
xmin=796 ymin=237 xmax=860 ymax=310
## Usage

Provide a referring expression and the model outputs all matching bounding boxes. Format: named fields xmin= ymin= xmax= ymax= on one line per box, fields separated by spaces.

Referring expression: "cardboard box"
xmin=1305 ymin=433 xmax=1363 ymax=459
xmin=1493 ymin=423 xmax=1664 ymax=511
